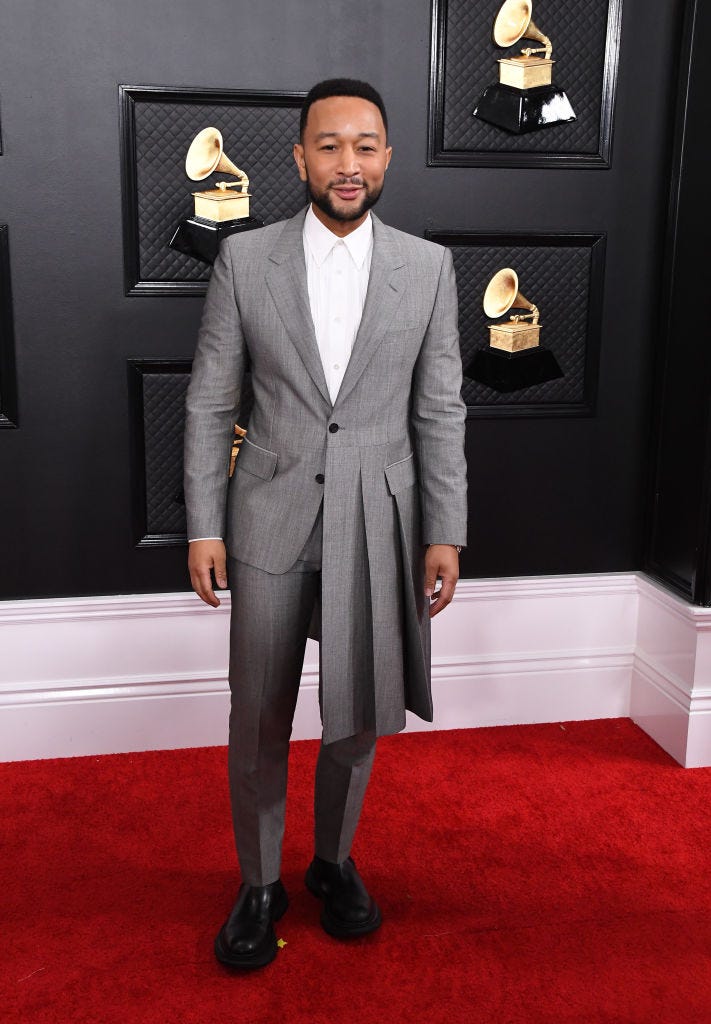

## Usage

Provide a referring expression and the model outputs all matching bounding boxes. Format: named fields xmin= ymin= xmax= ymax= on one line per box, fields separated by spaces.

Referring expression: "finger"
xmin=191 ymin=567 xmax=221 ymax=608
xmin=429 ymin=576 xmax=457 ymax=618
xmin=213 ymin=553 xmax=228 ymax=590
xmin=423 ymin=555 xmax=438 ymax=598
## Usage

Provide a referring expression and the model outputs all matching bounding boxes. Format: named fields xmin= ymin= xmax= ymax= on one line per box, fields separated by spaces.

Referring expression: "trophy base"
xmin=169 ymin=216 xmax=264 ymax=266
xmin=473 ymin=83 xmax=576 ymax=134
xmin=466 ymin=346 xmax=563 ymax=393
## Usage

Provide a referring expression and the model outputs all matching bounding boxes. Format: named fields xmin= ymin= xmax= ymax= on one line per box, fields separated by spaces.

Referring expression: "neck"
xmin=310 ymin=203 xmax=369 ymax=238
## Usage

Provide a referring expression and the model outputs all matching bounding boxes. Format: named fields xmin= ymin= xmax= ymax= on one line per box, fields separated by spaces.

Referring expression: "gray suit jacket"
xmin=185 ymin=207 xmax=467 ymax=742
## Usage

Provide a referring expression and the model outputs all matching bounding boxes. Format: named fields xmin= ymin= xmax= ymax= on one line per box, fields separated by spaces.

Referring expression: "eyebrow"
xmin=314 ymin=131 xmax=381 ymax=141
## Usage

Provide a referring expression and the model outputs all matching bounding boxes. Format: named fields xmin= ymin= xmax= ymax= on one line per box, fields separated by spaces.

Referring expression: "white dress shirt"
xmin=189 ymin=206 xmax=373 ymax=542
xmin=302 ymin=204 xmax=373 ymax=406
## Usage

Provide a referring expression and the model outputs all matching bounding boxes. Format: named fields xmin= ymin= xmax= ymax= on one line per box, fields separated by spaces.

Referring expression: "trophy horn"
xmin=483 ymin=268 xmax=539 ymax=325
xmin=185 ymin=127 xmax=248 ymax=186
xmin=492 ymin=0 xmax=552 ymax=59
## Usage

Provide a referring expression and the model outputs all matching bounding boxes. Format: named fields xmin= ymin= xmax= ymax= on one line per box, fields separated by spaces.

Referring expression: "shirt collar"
xmin=303 ymin=205 xmax=373 ymax=270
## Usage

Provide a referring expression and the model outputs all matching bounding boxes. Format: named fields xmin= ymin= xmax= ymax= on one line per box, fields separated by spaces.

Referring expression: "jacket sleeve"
xmin=410 ymin=246 xmax=468 ymax=548
xmin=183 ymin=240 xmax=246 ymax=541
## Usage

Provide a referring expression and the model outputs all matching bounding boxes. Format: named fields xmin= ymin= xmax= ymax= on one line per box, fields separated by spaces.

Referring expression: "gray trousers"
xmin=227 ymin=511 xmax=377 ymax=886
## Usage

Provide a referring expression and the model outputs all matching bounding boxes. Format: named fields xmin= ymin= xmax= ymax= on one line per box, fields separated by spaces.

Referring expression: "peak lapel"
xmin=265 ymin=208 xmax=332 ymax=409
xmin=334 ymin=215 xmax=406 ymax=410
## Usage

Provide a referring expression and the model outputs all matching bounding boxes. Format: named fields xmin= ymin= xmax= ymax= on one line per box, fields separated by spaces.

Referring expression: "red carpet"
xmin=3 ymin=719 xmax=711 ymax=1023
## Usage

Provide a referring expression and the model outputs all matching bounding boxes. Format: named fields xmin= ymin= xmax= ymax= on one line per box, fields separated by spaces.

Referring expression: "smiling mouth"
xmin=331 ymin=182 xmax=364 ymax=199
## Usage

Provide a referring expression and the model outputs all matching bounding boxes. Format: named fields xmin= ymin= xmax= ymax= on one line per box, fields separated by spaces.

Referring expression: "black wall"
xmin=645 ymin=0 xmax=711 ymax=604
xmin=0 ymin=0 xmax=686 ymax=599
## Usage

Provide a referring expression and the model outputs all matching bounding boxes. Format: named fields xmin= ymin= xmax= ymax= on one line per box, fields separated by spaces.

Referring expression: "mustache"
xmin=330 ymin=177 xmax=365 ymax=187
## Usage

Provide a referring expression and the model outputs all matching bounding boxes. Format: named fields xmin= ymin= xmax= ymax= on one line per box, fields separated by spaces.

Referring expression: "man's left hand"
xmin=424 ymin=544 xmax=460 ymax=618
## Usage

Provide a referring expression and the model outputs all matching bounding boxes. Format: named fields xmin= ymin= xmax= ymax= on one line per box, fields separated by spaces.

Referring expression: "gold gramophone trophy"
xmin=466 ymin=267 xmax=563 ymax=392
xmin=484 ymin=267 xmax=541 ymax=351
xmin=473 ymin=0 xmax=576 ymax=134
xmin=169 ymin=127 xmax=263 ymax=265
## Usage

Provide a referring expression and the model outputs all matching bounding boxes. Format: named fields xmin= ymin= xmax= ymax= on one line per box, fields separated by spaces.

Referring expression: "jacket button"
xmin=329 ymin=423 xmax=339 ymax=433
xmin=315 ymin=473 xmax=325 ymax=484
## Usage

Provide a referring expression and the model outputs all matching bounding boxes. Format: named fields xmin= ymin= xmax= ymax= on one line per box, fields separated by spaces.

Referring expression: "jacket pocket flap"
xmin=385 ymin=453 xmax=416 ymax=495
xmin=236 ymin=438 xmax=277 ymax=481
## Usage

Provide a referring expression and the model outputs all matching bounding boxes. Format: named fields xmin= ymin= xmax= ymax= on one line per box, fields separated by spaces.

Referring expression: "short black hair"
xmin=299 ymin=78 xmax=388 ymax=139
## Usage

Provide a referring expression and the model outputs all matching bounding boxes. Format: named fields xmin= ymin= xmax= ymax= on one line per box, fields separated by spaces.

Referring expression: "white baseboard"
xmin=630 ymin=576 xmax=711 ymax=768
xmin=1 ymin=571 xmax=708 ymax=766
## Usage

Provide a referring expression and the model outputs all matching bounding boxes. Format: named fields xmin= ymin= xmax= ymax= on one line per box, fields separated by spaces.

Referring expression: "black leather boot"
xmin=305 ymin=856 xmax=381 ymax=938
xmin=214 ymin=880 xmax=288 ymax=968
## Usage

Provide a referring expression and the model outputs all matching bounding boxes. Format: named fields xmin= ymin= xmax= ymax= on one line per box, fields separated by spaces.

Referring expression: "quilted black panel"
xmin=131 ymin=94 xmax=304 ymax=285
xmin=134 ymin=362 xmax=254 ymax=543
xmin=0 ymin=224 xmax=18 ymax=428
xmin=142 ymin=369 xmax=190 ymax=537
xmin=437 ymin=0 xmax=616 ymax=155
xmin=437 ymin=235 xmax=603 ymax=410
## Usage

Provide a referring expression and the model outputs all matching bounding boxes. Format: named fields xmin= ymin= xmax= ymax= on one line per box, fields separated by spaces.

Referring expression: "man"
xmin=184 ymin=79 xmax=467 ymax=970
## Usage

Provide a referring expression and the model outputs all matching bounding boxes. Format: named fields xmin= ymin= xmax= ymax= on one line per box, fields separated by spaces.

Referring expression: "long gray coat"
xmin=184 ymin=207 xmax=467 ymax=743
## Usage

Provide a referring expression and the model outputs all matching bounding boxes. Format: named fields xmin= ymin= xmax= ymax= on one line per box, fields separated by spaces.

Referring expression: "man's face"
xmin=293 ymin=95 xmax=392 ymax=235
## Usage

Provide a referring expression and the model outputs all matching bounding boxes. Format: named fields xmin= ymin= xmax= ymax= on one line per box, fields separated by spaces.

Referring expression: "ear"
xmin=293 ymin=142 xmax=308 ymax=183
xmin=384 ymin=145 xmax=393 ymax=171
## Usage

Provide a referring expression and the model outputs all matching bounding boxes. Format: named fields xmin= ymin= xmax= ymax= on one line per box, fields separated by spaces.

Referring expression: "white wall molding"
xmin=0 ymin=591 xmax=224 ymax=625
xmin=1 ymin=571 xmax=708 ymax=766
xmin=630 ymin=575 xmax=711 ymax=767
xmin=449 ymin=574 xmax=639 ymax=602
xmin=3 ymin=669 xmax=229 ymax=707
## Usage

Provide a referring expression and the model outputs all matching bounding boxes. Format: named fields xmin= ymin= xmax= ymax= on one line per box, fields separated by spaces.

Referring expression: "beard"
xmin=306 ymin=176 xmax=384 ymax=223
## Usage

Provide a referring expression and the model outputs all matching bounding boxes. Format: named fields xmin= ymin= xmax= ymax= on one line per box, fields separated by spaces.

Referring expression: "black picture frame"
xmin=119 ymin=85 xmax=306 ymax=297
xmin=128 ymin=358 xmax=192 ymax=547
xmin=427 ymin=230 xmax=606 ymax=417
xmin=0 ymin=225 xmax=19 ymax=429
xmin=428 ymin=0 xmax=623 ymax=168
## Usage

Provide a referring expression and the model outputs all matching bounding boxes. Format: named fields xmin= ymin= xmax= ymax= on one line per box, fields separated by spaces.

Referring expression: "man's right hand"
xmin=188 ymin=539 xmax=228 ymax=607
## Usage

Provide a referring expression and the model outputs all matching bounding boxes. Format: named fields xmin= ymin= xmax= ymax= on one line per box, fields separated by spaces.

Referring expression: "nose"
xmin=338 ymin=145 xmax=360 ymax=178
